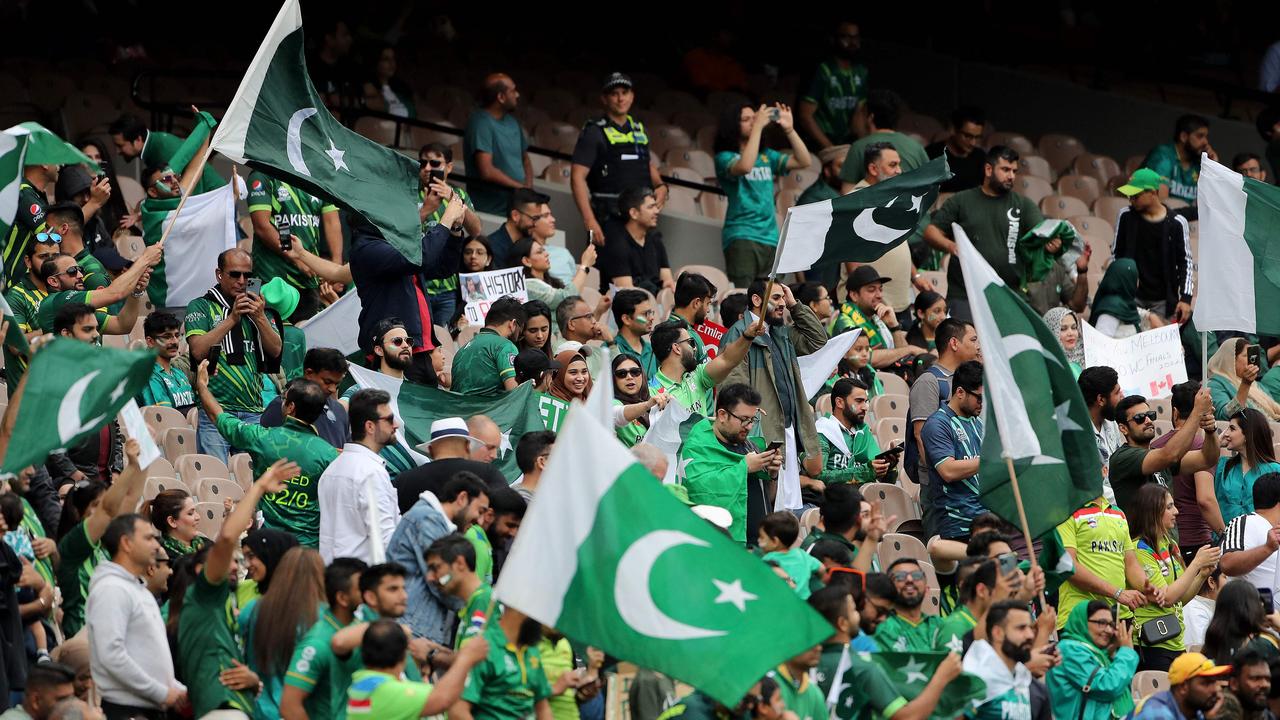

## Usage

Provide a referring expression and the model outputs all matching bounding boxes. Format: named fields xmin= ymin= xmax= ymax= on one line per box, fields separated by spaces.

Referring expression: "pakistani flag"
xmin=397 ymin=381 xmax=547 ymax=482
xmin=141 ymin=184 xmax=238 ymax=308
xmin=828 ymin=648 xmax=985 ymax=720
xmin=771 ymin=156 xmax=950 ymax=275
xmin=1197 ymin=154 xmax=1280 ymax=334
xmin=1 ymin=124 xmax=94 ymax=249
xmin=2 ymin=340 xmax=155 ymax=472
xmin=497 ymin=406 xmax=833 ymax=706
xmin=955 ymin=224 xmax=1102 ymax=540
xmin=211 ymin=0 xmax=424 ymax=263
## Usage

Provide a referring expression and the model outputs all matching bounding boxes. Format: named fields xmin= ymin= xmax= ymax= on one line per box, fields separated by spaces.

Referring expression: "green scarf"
xmin=1060 ymin=602 xmax=1135 ymax=718
xmin=1017 ymin=219 xmax=1076 ymax=286
xmin=1089 ymin=258 xmax=1141 ymax=328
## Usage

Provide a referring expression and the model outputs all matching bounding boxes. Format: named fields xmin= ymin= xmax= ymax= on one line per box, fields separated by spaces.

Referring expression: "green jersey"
xmin=1133 ymin=537 xmax=1186 ymax=652
xmin=466 ymin=523 xmax=495 ymax=584
xmin=657 ymin=691 xmax=747 ymax=720
xmin=451 ymin=328 xmax=518 ymax=395
xmin=540 ymin=636 xmax=580 ymax=720
xmin=179 ymin=570 xmax=253 ymax=717
xmin=813 ymin=642 xmax=846 ymax=698
xmin=969 ymin=685 xmax=1030 ymax=720
xmin=930 ymin=188 xmax=1045 ymax=300
xmin=771 ymin=665 xmax=829 ymax=720
xmin=138 ymin=361 xmax=196 ymax=413
xmin=461 ymin=619 xmax=553 ymax=720
xmin=421 ymin=186 xmax=473 ymax=297
xmin=281 ymin=324 xmax=307 ymax=382
xmin=184 ymin=296 xmax=278 ymax=412
xmin=839 ymin=131 xmax=930 ymax=186
xmin=666 ymin=311 xmax=707 ymax=363
xmin=55 ymin=522 xmax=107 ymax=637
xmin=934 ymin=605 xmax=977 ymax=655
xmin=3 ymin=183 xmax=47 ymax=285
xmin=347 ymin=670 xmax=431 ymax=720
xmin=814 ymin=415 xmax=881 ymax=485
xmin=829 ymin=302 xmax=893 ymax=349
xmin=4 ymin=279 xmax=45 ymax=388
xmin=340 ymin=606 xmax=423 ymax=687
xmin=214 ymin=414 xmax=338 ymax=547
xmin=873 ymin=613 xmax=944 ymax=653
xmin=34 ymin=289 xmax=109 ymax=334
xmin=1142 ymin=143 xmax=1199 ymax=204
xmin=539 ymin=392 xmax=570 ymax=432
xmin=615 ymin=333 xmax=657 ymax=379
xmin=457 ymin=583 xmax=497 ymax=649
xmin=74 ymin=248 xmax=109 ymax=291
xmin=286 ymin=607 xmax=352 ymax=720
xmin=614 ymin=399 xmax=647 ymax=448
xmin=246 ymin=173 xmax=337 ymax=289
xmin=799 ymin=178 xmax=841 ymax=206
xmin=715 ymin=148 xmax=790 ymax=248
xmin=829 ymin=652 xmax=910 ymax=720
xmin=801 ymin=60 xmax=868 ymax=146
xmin=655 ymin=363 xmax=716 ymax=417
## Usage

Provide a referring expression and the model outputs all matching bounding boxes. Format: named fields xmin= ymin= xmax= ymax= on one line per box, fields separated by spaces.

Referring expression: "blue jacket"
xmin=386 ymin=491 xmax=461 ymax=644
xmin=1133 ymin=690 xmax=1200 ymax=720
xmin=349 ymin=221 xmax=462 ymax=354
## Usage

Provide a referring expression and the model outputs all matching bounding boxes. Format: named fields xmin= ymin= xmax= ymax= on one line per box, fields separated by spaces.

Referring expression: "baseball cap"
xmin=846 ymin=264 xmax=892 ymax=292
xmin=602 ymin=72 xmax=633 ymax=92
xmin=1117 ymin=168 xmax=1165 ymax=197
xmin=1167 ymin=652 xmax=1232 ymax=685
xmin=514 ymin=348 xmax=561 ymax=381
xmin=56 ymin=165 xmax=94 ymax=200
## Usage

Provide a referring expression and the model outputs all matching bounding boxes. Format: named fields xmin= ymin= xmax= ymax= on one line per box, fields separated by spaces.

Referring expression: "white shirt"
xmin=1183 ymin=595 xmax=1215 ymax=648
xmin=1092 ymin=418 xmax=1123 ymax=504
xmin=1222 ymin=512 xmax=1280 ymax=609
xmin=319 ymin=442 xmax=401 ymax=564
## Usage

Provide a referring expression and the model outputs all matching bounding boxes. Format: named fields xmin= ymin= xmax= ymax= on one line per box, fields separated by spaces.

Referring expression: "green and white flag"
xmin=1197 ymin=154 xmax=1280 ymax=334
xmin=771 ymin=156 xmax=949 ymax=275
xmin=828 ymin=648 xmax=985 ymax=720
xmin=5 ymin=123 xmax=95 ymax=167
xmin=955 ymin=224 xmax=1102 ymax=539
xmin=397 ymin=381 xmax=547 ymax=482
xmin=211 ymin=0 xmax=424 ymax=263
xmin=140 ymin=184 xmax=238 ymax=308
xmin=2 ymin=340 xmax=155 ymax=472
xmin=496 ymin=405 xmax=833 ymax=706
xmin=0 ymin=131 xmax=28 ymax=248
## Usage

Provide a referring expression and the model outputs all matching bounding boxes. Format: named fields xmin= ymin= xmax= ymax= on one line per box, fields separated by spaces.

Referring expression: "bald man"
xmin=464 ymin=73 xmax=534 ymax=214
xmin=467 ymin=415 xmax=502 ymax=463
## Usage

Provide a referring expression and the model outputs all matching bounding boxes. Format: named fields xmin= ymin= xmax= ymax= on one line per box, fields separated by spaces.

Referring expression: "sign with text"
xmin=1082 ymin=322 xmax=1187 ymax=399
xmin=461 ymin=268 xmax=528 ymax=325
xmin=695 ymin=320 xmax=727 ymax=359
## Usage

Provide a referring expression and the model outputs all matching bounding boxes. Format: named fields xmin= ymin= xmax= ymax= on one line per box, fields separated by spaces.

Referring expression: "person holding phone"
xmin=1046 ymin=601 xmax=1138 ymax=720
xmin=418 ymin=143 xmax=483 ymax=327
xmin=1207 ymin=337 xmax=1280 ymax=421
xmin=812 ymin=377 xmax=892 ymax=487
xmin=246 ymin=169 xmax=344 ymax=322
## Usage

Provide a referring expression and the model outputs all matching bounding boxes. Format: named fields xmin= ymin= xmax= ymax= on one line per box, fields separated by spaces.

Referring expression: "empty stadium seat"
xmin=878 ymin=532 xmax=929 ymax=567
xmin=533 ymin=121 xmax=578 ymax=152
xmin=1093 ymin=196 xmax=1129 ymax=224
xmin=1068 ymin=215 xmax=1113 ymax=245
xmin=1132 ymin=671 xmax=1169 ymax=702
xmin=195 ymin=476 xmax=244 ymax=505
xmin=175 ymin=454 xmax=231 ymax=489
xmin=142 ymin=476 xmax=187 ymax=502
xmin=862 ymin=483 xmax=920 ymax=531
xmin=117 ymin=177 xmax=145 ymax=213
xmin=228 ymin=453 xmax=254 ymax=491
xmin=870 ymin=394 xmax=908 ymax=420
xmin=987 ymin=132 xmax=1034 ymax=156
xmin=676 ymin=265 xmax=732 ymax=293
xmin=1040 ymin=194 xmax=1090 ymax=219
xmin=1038 ymin=133 xmax=1086 ymax=174
xmin=922 ymin=588 xmax=942 ymax=616
xmin=1056 ymin=175 xmax=1101 ymax=205
xmin=1015 ymin=176 xmax=1053 ymax=205
xmin=919 ymin=271 xmax=946 ymax=297
xmin=647 ymin=124 xmax=693 ymax=158
xmin=664 ymin=187 xmax=699 ymax=216
xmin=1149 ymin=396 xmax=1172 ymax=421
xmin=163 ymin=427 xmax=196 ymax=462
xmin=143 ymin=405 xmax=189 ymax=441
xmin=541 ymin=161 xmax=573 ymax=186
xmin=878 ymin=373 xmax=909 ymax=398
xmin=699 ymin=192 xmax=728 ymax=220
xmin=195 ymin=502 xmax=225 ymax=539
xmin=1019 ymin=155 xmax=1053 ymax=182
xmin=781 ymin=167 xmax=820 ymax=193
xmin=1072 ymin=153 xmax=1122 ymax=186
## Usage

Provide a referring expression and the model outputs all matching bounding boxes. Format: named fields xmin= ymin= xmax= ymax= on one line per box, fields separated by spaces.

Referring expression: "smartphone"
xmin=206 ymin=346 xmax=221 ymax=377
xmin=1248 ymin=344 xmax=1262 ymax=368
xmin=998 ymin=551 xmax=1019 ymax=576
xmin=246 ymin=277 xmax=262 ymax=295
xmin=766 ymin=440 xmax=784 ymax=453
xmin=876 ymin=445 xmax=905 ymax=460
xmin=1259 ymin=586 xmax=1275 ymax=612
xmin=1041 ymin=641 xmax=1059 ymax=656
xmin=769 ymin=108 xmax=780 ymax=122
xmin=428 ymin=169 xmax=445 ymax=185
xmin=278 ymin=232 xmax=293 ymax=252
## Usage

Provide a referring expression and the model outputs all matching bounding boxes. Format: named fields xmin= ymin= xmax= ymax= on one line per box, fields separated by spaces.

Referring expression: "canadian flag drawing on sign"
xmin=1148 ymin=373 xmax=1175 ymax=398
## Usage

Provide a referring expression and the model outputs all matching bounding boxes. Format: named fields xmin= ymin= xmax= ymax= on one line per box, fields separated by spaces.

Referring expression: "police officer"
xmin=570 ymin=72 xmax=668 ymax=245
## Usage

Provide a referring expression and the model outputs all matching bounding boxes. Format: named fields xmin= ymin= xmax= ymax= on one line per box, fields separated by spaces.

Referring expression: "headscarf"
xmin=549 ymin=350 xmax=593 ymax=402
xmin=1088 ymin=259 xmax=1141 ymax=328
xmin=242 ymin=528 xmax=299 ymax=594
xmin=1057 ymin=602 xmax=1135 ymax=718
xmin=1042 ymin=307 xmax=1086 ymax=367
xmin=613 ymin=354 xmax=652 ymax=428
xmin=1207 ymin=338 xmax=1280 ymax=420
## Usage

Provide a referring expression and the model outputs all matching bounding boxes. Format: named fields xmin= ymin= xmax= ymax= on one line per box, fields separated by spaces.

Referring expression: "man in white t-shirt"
xmin=1220 ymin=473 xmax=1280 ymax=609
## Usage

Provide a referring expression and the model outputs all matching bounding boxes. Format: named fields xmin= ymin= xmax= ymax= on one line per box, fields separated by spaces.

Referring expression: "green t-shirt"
xmin=934 ymin=605 xmax=977 ymax=655
xmin=457 ymin=583 xmax=497 ymax=649
xmin=715 ymin=148 xmax=790 ymax=248
xmin=1108 ymin=444 xmax=1177 ymax=516
xmin=466 ymin=523 xmax=495 ymax=584
xmin=215 ymin=414 xmax=338 ymax=547
xmin=179 ymin=570 xmax=253 ymax=717
xmin=282 ymin=324 xmax=307 ymax=382
xmin=1142 ymin=143 xmax=1199 ymax=204
xmin=539 ymin=636 xmax=579 ymax=720
xmin=1133 ymin=537 xmax=1186 ymax=652
xmin=451 ymin=328 xmax=519 ymax=395
xmin=931 ymin=187 xmax=1045 ymax=300
xmin=872 ymin=613 xmax=944 ymax=653
xmin=614 ymin=399 xmax=648 ymax=448
xmin=798 ymin=178 xmax=841 ymax=206
xmin=464 ymin=110 xmax=529 ymax=215
xmin=422 ymin=186 xmax=474 ymax=297
xmin=34 ymin=289 xmax=109 ymax=334
xmin=771 ymin=666 xmax=829 ymax=720
xmin=55 ymin=522 xmax=107 ymax=638
xmin=286 ymin=607 xmax=351 ymax=720
xmin=247 ymin=173 xmax=337 ymax=289
xmin=814 ymin=416 xmax=881 ymax=485
xmin=461 ymin=620 xmax=553 ymax=720
xmin=539 ymin=392 xmax=571 ymax=433
xmin=4 ymin=279 xmax=46 ymax=388
xmin=829 ymin=652 xmax=910 ymax=720
xmin=74 ymin=248 xmax=109 ymax=291
xmin=3 ymin=183 xmax=47 ymax=285
xmin=839 ymin=131 xmax=930 ymax=186
xmin=800 ymin=60 xmax=869 ymax=146
xmin=655 ymin=363 xmax=716 ymax=417
xmin=347 ymin=669 xmax=431 ymax=720
xmin=139 ymin=361 xmax=196 ymax=412
xmin=184 ymin=297 xmax=275 ymax=412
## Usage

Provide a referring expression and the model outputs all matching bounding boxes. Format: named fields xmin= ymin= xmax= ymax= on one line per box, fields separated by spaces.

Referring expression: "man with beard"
xmin=650 ymin=315 xmax=757 ymax=418
xmin=1142 ymin=115 xmax=1216 ymax=206
xmin=963 ymin=600 xmax=1037 ymax=720
xmin=449 ymin=607 xmax=557 ymax=720
xmin=424 ymin=533 xmax=496 ymax=650
xmin=1218 ymin=648 xmax=1274 ymax=720
xmin=872 ymin=558 xmax=945 ymax=652
xmin=318 ymin=389 xmax=402 ymax=564
xmin=1109 ymin=389 xmax=1218 ymax=516
xmin=723 ymin=279 xmax=827 ymax=482
xmin=933 ymin=558 xmax=1016 ymax=656
xmin=1080 ymin=366 xmax=1125 ymax=504
xmin=830 ymin=264 xmax=926 ymax=368
xmin=465 ymin=74 xmax=533 ymax=216
xmin=386 ymin=472 xmax=489 ymax=645
xmin=920 ymin=360 xmax=987 ymax=541
xmin=137 ymin=311 xmax=195 ymax=415
xmin=815 ymin=378 xmax=891 ymax=486
xmin=329 ymin=563 xmax=434 ymax=696
xmin=1133 ymin=652 xmax=1231 ymax=720
xmin=797 ymin=20 xmax=867 ymax=149
xmin=923 ymin=146 xmax=1049 ymax=322
xmin=451 ymin=296 xmax=525 ymax=395
xmin=666 ymin=272 xmax=717 ymax=363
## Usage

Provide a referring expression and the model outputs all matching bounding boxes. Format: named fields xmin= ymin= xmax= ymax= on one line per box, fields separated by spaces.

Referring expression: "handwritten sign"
xmin=1081 ymin=322 xmax=1188 ymax=399
xmin=461 ymin=268 xmax=528 ymax=325
xmin=695 ymin=320 xmax=726 ymax=359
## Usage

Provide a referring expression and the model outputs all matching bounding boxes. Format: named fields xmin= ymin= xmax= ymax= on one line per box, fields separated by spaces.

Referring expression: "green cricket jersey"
xmin=55 ymin=522 xmax=107 ymax=637
xmin=34 ymin=289 xmax=109 ymax=334
xmin=138 ymin=361 xmax=196 ymax=412
xmin=246 ymin=172 xmax=337 ymax=290
xmin=451 ymin=328 xmax=518 ymax=395
xmin=456 ymin=583 xmax=497 ymax=649
xmin=184 ymin=297 xmax=278 ymax=412
xmin=800 ymin=60 xmax=868 ymax=146
xmin=873 ymin=613 xmax=944 ymax=653
xmin=421 ymin=186 xmax=473 ymax=297
xmin=770 ymin=665 xmax=828 ymax=720
xmin=4 ymin=279 xmax=45 ymax=387
xmin=3 ymin=183 xmax=47 ymax=285
xmin=347 ymin=669 xmax=431 ymax=719
xmin=178 ymin=569 xmax=254 ymax=717
xmin=460 ymin=620 xmax=553 ymax=720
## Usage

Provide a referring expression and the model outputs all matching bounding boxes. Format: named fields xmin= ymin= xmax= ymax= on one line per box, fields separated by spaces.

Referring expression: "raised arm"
xmin=774 ymin=105 xmax=812 ymax=171
xmin=729 ymin=105 xmax=771 ymax=177
xmin=207 ymin=459 xmax=297 ymax=584
xmin=86 ymin=439 xmax=146 ymax=543
xmin=285 ymin=244 xmax=353 ymax=284
xmin=420 ymin=635 xmax=492 ymax=716
xmin=1143 ymin=388 xmax=1213 ymax=474
xmin=705 ymin=318 xmax=763 ymax=384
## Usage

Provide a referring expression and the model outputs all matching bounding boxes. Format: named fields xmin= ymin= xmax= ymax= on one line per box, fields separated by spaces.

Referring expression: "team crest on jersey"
xmin=277 ymin=186 xmax=291 ymax=202
xmin=1087 ymin=517 xmax=1098 ymax=528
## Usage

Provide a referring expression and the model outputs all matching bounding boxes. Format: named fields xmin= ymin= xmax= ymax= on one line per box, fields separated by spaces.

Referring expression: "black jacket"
xmin=1111 ymin=206 xmax=1194 ymax=311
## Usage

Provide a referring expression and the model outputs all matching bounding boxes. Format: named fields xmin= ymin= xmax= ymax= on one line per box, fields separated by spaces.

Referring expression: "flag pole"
xmin=1002 ymin=456 xmax=1037 ymax=567
xmin=1201 ymin=331 xmax=1208 ymax=384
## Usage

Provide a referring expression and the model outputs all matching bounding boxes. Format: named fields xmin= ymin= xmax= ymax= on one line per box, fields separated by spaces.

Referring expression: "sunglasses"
xmin=153 ymin=172 xmax=179 ymax=188
xmin=1127 ymin=410 xmax=1158 ymax=424
xmin=223 ymin=270 xmax=253 ymax=280
xmin=56 ymin=265 xmax=84 ymax=278
xmin=419 ymin=158 xmax=444 ymax=169
xmin=35 ymin=232 xmax=62 ymax=244
xmin=385 ymin=336 xmax=410 ymax=347
xmin=891 ymin=570 xmax=926 ymax=583
xmin=614 ymin=367 xmax=643 ymax=379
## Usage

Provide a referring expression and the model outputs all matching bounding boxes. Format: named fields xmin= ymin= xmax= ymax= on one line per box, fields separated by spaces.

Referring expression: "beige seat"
xmin=194 ymin=501 xmax=225 ymax=540
xmin=146 ymin=456 xmax=176 ymax=479
xmin=665 ymin=149 xmax=715 ymax=180
xmin=1056 ymin=175 xmax=1101 ymax=205
xmin=664 ymin=188 xmax=699 ymax=216
xmin=1072 ymin=153 xmax=1122 ymax=186
xmin=1040 ymin=194 xmax=1090 ymax=220
xmin=813 ymin=394 xmax=833 ymax=415
xmin=922 ymin=588 xmax=942 ymax=616
xmin=780 ymin=167 xmax=819 ymax=193
xmin=870 ymin=394 xmax=908 ymax=420
xmin=676 ymin=265 xmax=732 ymax=293
xmin=1038 ymin=133 xmax=1086 ymax=175
xmin=1093 ymin=196 xmax=1129 ymax=225
xmin=228 ymin=453 xmax=255 ymax=491
xmin=699 ymin=192 xmax=728 ymax=220
xmin=533 ymin=121 xmax=578 ymax=153
xmin=862 ymin=484 xmax=921 ymax=532
xmin=877 ymin=532 xmax=929 ymax=567
xmin=873 ymin=417 xmax=905 ymax=447
xmin=143 ymin=406 xmax=189 ymax=442
xmin=1149 ymin=396 xmax=1173 ymax=421
xmin=162 ymin=427 xmax=196 ymax=462
xmin=647 ymin=124 xmax=693 ymax=158
xmin=175 ymin=454 xmax=231 ymax=489
xmin=1067 ymin=215 xmax=1113 ymax=246
xmin=541 ymin=161 xmax=573 ymax=186
xmin=878 ymin=373 xmax=909 ymax=398
xmin=195 ymin=476 xmax=244 ymax=505
xmin=1019 ymin=156 xmax=1053 ymax=182
xmin=987 ymin=132 xmax=1034 ymax=156
xmin=1132 ymin=670 xmax=1169 ymax=702
xmin=116 ymin=178 xmax=146 ymax=217
xmin=1015 ymin=175 xmax=1053 ymax=204
xmin=142 ymin=476 xmax=186 ymax=502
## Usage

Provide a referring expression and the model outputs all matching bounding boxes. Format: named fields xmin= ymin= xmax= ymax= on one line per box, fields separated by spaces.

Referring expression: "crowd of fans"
xmin=11 ymin=11 xmax=1280 ymax=720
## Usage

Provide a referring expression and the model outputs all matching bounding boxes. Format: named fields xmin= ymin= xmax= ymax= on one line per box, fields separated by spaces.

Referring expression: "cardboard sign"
xmin=695 ymin=320 xmax=727 ymax=359
xmin=461 ymin=268 xmax=528 ymax=325
xmin=1081 ymin=322 xmax=1188 ymax=398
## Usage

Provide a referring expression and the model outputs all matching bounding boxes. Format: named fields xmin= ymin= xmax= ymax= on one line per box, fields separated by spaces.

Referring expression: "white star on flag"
xmin=711 ymin=578 xmax=757 ymax=612
xmin=325 ymin=139 xmax=348 ymax=172
xmin=1054 ymin=400 xmax=1083 ymax=433
xmin=499 ymin=429 xmax=513 ymax=457
xmin=901 ymin=657 xmax=929 ymax=684
xmin=946 ymin=633 xmax=965 ymax=655
xmin=910 ymin=194 xmax=924 ymax=212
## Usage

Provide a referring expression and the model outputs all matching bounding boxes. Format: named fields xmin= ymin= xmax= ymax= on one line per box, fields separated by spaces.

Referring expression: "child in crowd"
xmin=758 ymin=512 xmax=823 ymax=599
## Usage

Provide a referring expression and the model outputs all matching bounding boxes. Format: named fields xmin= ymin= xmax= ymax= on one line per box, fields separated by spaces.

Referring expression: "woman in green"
xmin=1088 ymin=259 xmax=1161 ymax=339
xmin=241 ymin=546 xmax=326 ymax=720
xmin=1042 ymin=306 xmax=1085 ymax=379
xmin=1214 ymin=408 xmax=1280 ymax=524
xmin=611 ymin=355 xmax=670 ymax=448
xmin=146 ymin=488 xmax=209 ymax=558
xmin=1126 ymin=484 xmax=1220 ymax=671
xmin=1206 ymin=338 xmax=1280 ymax=420
xmin=1046 ymin=601 xmax=1138 ymax=720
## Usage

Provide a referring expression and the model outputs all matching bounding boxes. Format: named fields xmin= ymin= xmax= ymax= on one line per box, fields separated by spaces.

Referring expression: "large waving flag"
xmin=496 ymin=405 xmax=833 ymax=706
xmin=211 ymin=0 xmax=424 ymax=263
xmin=1196 ymin=154 xmax=1280 ymax=334
xmin=141 ymin=184 xmax=238 ymax=308
xmin=828 ymin=648 xmax=984 ymax=720
xmin=955 ymin=224 xmax=1102 ymax=539
xmin=1 ymin=124 xmax=94 ymax=268
xmin=771 ymin=156 xmax=949 ymax=275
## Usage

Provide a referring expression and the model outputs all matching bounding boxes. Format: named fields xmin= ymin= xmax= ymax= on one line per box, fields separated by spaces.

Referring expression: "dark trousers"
xmin=1137 ymin=644 xmax=1181 ymax=672
xmin=102 ymin=700 xmax=167 ymax=720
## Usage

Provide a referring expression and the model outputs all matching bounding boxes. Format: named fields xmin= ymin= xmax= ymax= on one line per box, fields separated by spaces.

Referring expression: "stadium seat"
xmin=919 ymin=560 xmax=940 ymax=590
xmin=1015 ymin=176 xmax=1053 ymax=205
xmin=647 ymin=124 xmax=693 ymax=158
xmin=142 ymin=476 xmax=187 ymax=502
xmin=873 ymin=417 xmax=905 ymax=448
xmin=878 ymin=532 xmax=929 ymax=567
xmin=1072 ymin=153 xmax=1122 ymax=186
xmin=1132 ymin=670 xmax=1169 ymax=702
xmin=799 ymin=507 xmax=821 ymax=535
xmin=1093 ymin=196 xmax=1129 ymax=225
xmin=864 ymin=484 xmax=921 ymax=534
xmin=1056 ymin=175 xmax=1101 ymax=205
xmin=195 ymin=501 xmax=225 ymax=540
xmin=175 ymin=454 xmax=231 ymax=489
xmin=814 ymin=394 xmax=833 ymax=415
xmin=775 ymin=190 xmax=801 ymax=215
xmin=1038 ymin=134 xmax=1086 ymax=175
xmin=1153 ymin=420 xmax=1172 ymax=437
xmin=541 ymin=161 xmax=573 ymax=186
xmin=698 ymin=192 xmax=728 ymax=220
xmin=527 ymin=153 xmax=552 ymax=179
xmin=1040 ymin=195 xmax=1090 ymax=220
xmin=871 ymin=393 xmax=908 ymax=420
xmin=117 ymin=177 xmax=145 ymax=213
xmin=228 ymin=453 xmax=254 ymax=491
xmin=987 ymin=132 xmax=1034 ymax=156
xmin=899 ymin=112 xmax=945 ymax=141
xmin=693 ymin=126 xmax=717 ymax=153
xmin=1068 ymin=215 xmax=1113 ymax=246
xmin=919 ymin=271 xmax=946 ymax=297
xmin=664 ymin=187 xmax=699 ymax=216
xmin=922 ymin=588 xmax=942 ymax=616
xmin=353 ymin=117 xmax=399 ymax=146
xmin=781 ymin=167 xmax=819 ymax=194
xmin=195 ymin=476 xmax=244 ymax=505
xmin=878 ymin=373 xmax=910 ymax=398
xmin=1019 ymin=155 xmax=1053 ymax=182
xmin=146 ymin=456 xmax=176 ymax=480
xmin=143 ymin=405 xmax=188 ymax=441
xmin=1123 ymin=155 xmax=1146 ymax=177
xmin=162 ymin=427 xmax=196 ymax=463
xmin=533 ymin=121 xmax=578 ymax=153
xmin=1149 ymin=396 xmax=1173 ymax=421
xmin=677 ymin=265 xmax=732 ymax=293
xmin=671 ymin=110 xmax=716 ymax=136
xmin=454 ymin=325 xmax=479 ymax=348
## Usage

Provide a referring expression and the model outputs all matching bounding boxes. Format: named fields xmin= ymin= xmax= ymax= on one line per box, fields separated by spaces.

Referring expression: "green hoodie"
xmin=1045 ymin=602 xmax=1138 ymax=720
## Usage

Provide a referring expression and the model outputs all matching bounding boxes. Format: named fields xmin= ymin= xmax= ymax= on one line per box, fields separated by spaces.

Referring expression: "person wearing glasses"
xmin=34 ymin=243 xmax=160 ymax=338
xmin=486 ymin=188 xmax=548 ymax=268
xmin=919 ymin=360 xmax=987 ymax=541
xmin=4 ymin=231 xmax=61 ymax=388
xmin=1046 ymin=600 xmax=1139 ymax=720
xmin=44 ymin=202 xmax=109 ymax=291
xmin=926 ymin=106 xmax=987 ymax=193
xmin=318 ymin=389 xmax=403 ymax=564
xmin=419 ymin=142 xmax=483 ymax=327
xmin=872 ymin=557 xmax=945 ymax=652
xmin=1109 ymin=389 xmax=1219 ymax=516
xmin=611 ymin=355 xmax=670 ymax=449
xmin=137 ymin=311 xmax=195 ymax=415
xmin=612 ymin=289 xmax=657 ymax=379
xmin=246 ymin=167 xmax=343 ymax=322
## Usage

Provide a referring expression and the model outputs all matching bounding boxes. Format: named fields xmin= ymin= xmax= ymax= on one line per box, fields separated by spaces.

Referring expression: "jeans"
xmin=428 ymin=292 xmax=457 ymax=330
xmin=197 ymin=409 xmax=261 ymax=462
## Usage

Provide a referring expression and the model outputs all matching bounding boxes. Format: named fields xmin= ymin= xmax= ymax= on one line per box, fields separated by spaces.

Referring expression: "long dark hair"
xmin=1203 ymin=580 xmax=1268 ymax=664
xmin=167 ymin=546 xmax=211 ymax=650
xmin=461 ymin=235 xmax=495 ymax=272
xmin=521 ymin=300 xmax=553 ymax=356
xmin=75 ymin=136 xmax=129 ymax=231
xmin=1227 ymin=408 xmax=1277 ymax=471
xmin=509 ymin=238 xmax=564 ymax=289
xmin=713 ymin=104 xmax=752 ymax=155
xmin=612 ymin=354 xmax=652 ymax=428
xmin=252 ymin=547 xmax=325 ymax=676
xmin=144 ymin=488 xmax=192 ymax=539
xmin=58 ymin=481 xmax=106 ymax=540
xmin=1128 ymin=484 xmax=1177 ymax=552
